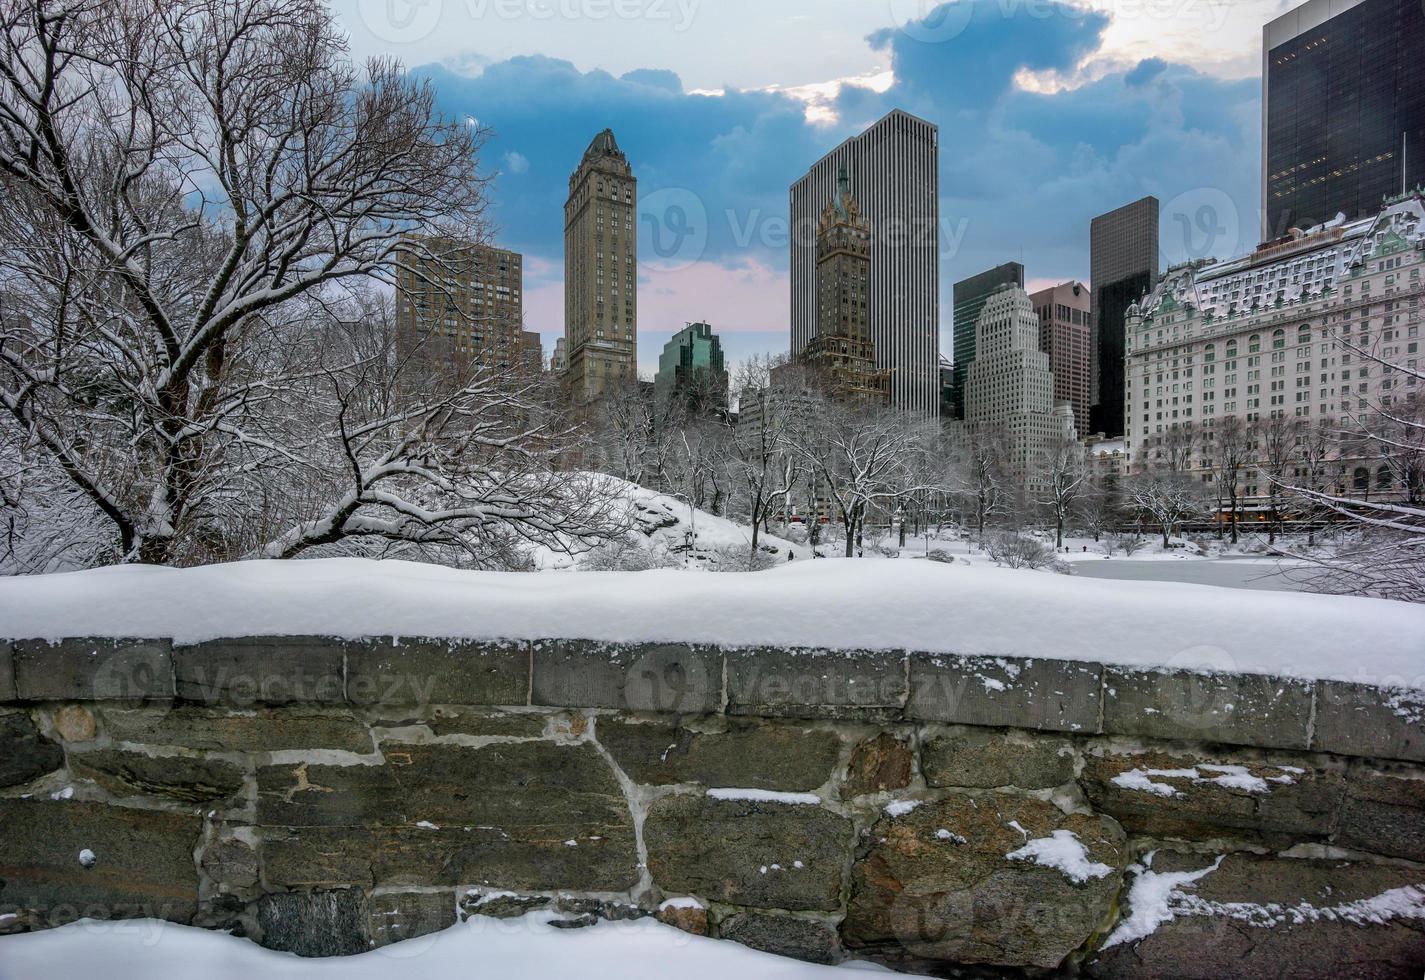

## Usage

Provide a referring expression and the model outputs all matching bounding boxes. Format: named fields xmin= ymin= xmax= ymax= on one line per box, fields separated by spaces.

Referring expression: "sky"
xmin=330 ymin=0 xmax=1291 ymax=375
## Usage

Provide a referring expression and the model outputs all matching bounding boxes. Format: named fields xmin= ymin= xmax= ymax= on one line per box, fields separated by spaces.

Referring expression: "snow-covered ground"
xmin=0 ymin=913 xmax=896 ymax=978
xmin=2 ymin=557 xmax=1421 ymax=686
xmin=531 ymin=479 xmax=809 ymax=569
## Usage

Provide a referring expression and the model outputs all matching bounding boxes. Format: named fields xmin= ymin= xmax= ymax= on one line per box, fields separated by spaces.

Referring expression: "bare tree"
xmin=0 ymin=0 xmax=614 ymax=568
xmin=1076 ymin=473 xmax=1123 ymax=543
xmin=1037 ymin=432 xmax=1084 ymax=549
xmin=1277 ymin=326 xmax=1425 ymax=601
xmin=1254 ymin=414 xmax=1299 ymax=545
xmin=955 ymin=424 xmax=1010 ymax=544
xmin=1208 ymin=415 xmax=1252 ymax=543
xmin=1128 ymin=471 xmax=1202 ymax=550
xmin=787 ymin=399 xmax=932 ymax=558
xmin=724 ymin=355 xmax=801 ymax=564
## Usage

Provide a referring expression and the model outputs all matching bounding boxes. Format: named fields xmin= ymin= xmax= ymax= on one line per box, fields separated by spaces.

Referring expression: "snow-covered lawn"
xmin=0 ymin=913 xmax=896 ymax=978
xmin=2 ymin=557 xmax=1421 ymax=686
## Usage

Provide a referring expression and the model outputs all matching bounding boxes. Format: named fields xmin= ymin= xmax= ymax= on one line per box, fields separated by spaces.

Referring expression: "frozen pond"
xmin=1070 ymin=557 xmax=1311 ymax=592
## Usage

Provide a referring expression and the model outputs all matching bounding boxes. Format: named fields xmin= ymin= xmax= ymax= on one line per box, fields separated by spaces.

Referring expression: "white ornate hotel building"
xmin=1125 ymin=192 xmax=1424 ymax=502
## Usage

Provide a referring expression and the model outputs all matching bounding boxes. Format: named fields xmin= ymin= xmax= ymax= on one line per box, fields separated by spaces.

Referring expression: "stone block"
xmin=12 ymin=638 xmax=172 ymax=701
xmin=201 ymin=837 xmax=259 ymax=890
xmin=52 ymin=704 xmax=96 ymax=742
xmin=99 ymin=704 xmax=374 ymax=753
xmin=1079 ymin=750 xmax=1344 ymax=845
xmin=718 ymin=911 xmax=841 ymax=965
xmin=531 ymin=641 xmax=721 ymax=715
xmin=0 ymin=798 xmax=202 ymax=925
xmin=69 ymin=748 xmax=244 ymax=804
xmin=258 ymin=828 xmax=375 ymax=888
xmin=256 ymin=741 xmax=638 ymax=892
xmin=420 ymin=707 xmax=549 ymax=739
xmin=725 ymin=647 xmax=905 ymax=720
xmin=596 ymin=718 xmax=841 ymax=791
xmin=1313 ymin=682 xmax=1425 ymax=763
xmin=257 ymin=889 xmax=369 ymax=957
xmin=460 ymin=892 xmax=551 ymax=920
xmin=0 ymin=709 xmax=64 ymax=788
xmin=0 ymin=641 xmax=14 ymax=701
xmin=175 ymin=637 xmax=345 ymax=705
xmin=368 ymin=891 xmax=456 ymax=948
xmin=1102 ymin=667 xmax=1313 ymax=750
xmin=643 ymin=794 xmax=851 ymax=911
xmin=843 ymin=792 xmax=1127 ymax=971
xmin=1087 ymin=852 xmax=1425 ymax=979
xmin=346 ymin=638 xmax=528 ymax=707
xmin=908 ymin=655 xmax=1101 ymax=734
xmin=921 ymin=727 xmax=1076 ymax=790
xmin=843 ymin=733 xmax=915 ymax=797
xmin=1337 ymin=769 xmax=1425 ymax=862
xmin=656 ymin=902 xmax=708 ymax=936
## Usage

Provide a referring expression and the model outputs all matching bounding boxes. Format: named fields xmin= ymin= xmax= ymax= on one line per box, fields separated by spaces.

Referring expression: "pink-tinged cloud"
xmin=523 ymin=253 xmax=790 ymax=343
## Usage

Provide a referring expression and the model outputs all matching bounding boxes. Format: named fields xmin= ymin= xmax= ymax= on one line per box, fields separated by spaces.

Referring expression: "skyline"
xmin=333 ymin=0 xmax=1284 ymax=374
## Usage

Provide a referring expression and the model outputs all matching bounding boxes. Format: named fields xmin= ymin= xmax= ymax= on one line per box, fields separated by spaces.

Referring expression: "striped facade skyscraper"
xmin=789 ymin=109 xmax=940 ymax=416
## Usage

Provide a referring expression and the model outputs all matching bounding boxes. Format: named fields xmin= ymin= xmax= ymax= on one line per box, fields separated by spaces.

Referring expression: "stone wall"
xmin=2 ymin=635 xmax=1424 ymax=976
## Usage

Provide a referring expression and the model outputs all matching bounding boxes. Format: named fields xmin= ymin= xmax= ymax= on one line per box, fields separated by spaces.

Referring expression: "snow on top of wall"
xmin=1 ymin=557 xmax=1422 ymax=688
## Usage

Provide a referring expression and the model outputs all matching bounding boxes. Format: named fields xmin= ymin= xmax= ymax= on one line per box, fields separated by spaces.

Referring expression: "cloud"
xmin=1125 ymin=57 xmax=1169 ymax=88
xmin=413 ymin=0 xmax=1263 ymax=373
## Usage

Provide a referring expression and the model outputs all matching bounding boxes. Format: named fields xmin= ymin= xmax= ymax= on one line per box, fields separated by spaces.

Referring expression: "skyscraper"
xmin=960 ymin=285 xmax=1076 ymax=492
xmin=564 ymin=129 xmax=637 ymax=401
xmin=1262 ymin=0 xmax=1425 ymax=239
xmin=1028 ymin=280 xmax=1092 ymax=434
xmin=949 ymin=261 xmax=1024 ymax=420
xmin=655 ymin=321 xmax=729 ymax=413
xmin=789 ymin=109 xmax=940 ymax=416
xmin=798 ymin=165 xmax=890 ymax=404
xmin=394 ymin=235 xmax=526 ymax=370
xmin=1089 ymin=196 xmax=1159 ymax=438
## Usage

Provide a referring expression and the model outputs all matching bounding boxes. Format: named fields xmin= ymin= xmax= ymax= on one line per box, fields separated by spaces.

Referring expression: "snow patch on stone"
xmin=1005 ymin=830 xmax=1113 ymax=884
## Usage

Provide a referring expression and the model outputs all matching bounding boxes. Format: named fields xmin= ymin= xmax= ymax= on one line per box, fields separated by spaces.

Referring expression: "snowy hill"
xmin=534 ymin=477 xmax=810 ymax=570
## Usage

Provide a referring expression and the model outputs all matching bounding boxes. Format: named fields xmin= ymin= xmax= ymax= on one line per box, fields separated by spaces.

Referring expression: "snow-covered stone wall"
xmin=2 ymin=636 xmax=1423 ymax=976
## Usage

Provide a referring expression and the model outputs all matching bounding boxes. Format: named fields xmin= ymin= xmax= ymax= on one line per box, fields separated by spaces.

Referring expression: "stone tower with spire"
xmin=563 ymin=129 xmax=637 ymax=401
xmin=799 ymin=164 xmax=890 ymax=404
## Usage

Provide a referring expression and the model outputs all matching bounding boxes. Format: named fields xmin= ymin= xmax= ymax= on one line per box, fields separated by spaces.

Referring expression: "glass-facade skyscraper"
xmin=1089 ymin=196 xmax=1159 ymax=439
xmin=1262 ymin=0 xmax=1425 ymax=238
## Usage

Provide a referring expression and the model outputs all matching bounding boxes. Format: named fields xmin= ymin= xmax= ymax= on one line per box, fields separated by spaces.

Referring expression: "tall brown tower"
xmin=800 ymin=165 xmax=890 ymax=404
xmin=563 ymin=129 xmax=637 ymax=401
